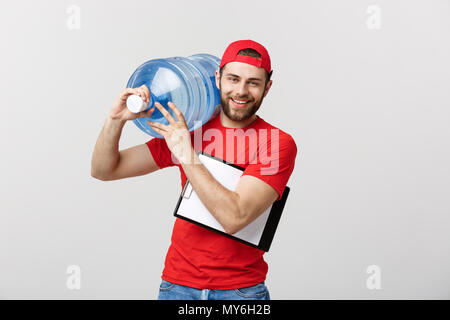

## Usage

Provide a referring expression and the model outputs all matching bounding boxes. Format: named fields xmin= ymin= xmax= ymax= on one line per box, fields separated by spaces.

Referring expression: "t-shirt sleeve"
xmin=241 ymin=135 xmax=297 ymax=201
xmin=145 ymin=137 xmax=176 ymax=169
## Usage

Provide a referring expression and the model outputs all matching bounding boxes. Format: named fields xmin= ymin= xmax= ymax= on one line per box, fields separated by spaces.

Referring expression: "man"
xmin=91 ymin=40 xmax=298 ymax=300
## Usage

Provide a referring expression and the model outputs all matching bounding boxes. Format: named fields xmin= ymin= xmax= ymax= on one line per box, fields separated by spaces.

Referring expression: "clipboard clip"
xmin=181 ymin=180 xmax=193 ymax=199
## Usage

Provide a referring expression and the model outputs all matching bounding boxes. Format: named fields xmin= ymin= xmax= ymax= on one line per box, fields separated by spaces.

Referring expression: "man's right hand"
xmin=109 ymin=84 xmax=155 ymax=121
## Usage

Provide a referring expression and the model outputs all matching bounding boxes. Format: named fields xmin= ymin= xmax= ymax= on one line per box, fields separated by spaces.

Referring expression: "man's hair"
xmin=219 ymin=48 xmax=272 ymax=85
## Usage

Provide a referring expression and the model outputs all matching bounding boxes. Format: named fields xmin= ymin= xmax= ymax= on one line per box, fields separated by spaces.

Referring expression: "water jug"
xmin=126 ymin=54 xmax=222 ymax=138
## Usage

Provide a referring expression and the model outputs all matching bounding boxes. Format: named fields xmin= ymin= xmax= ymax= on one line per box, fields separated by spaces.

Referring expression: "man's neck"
xmin=219 ymin=111 xmax=258 ymax=129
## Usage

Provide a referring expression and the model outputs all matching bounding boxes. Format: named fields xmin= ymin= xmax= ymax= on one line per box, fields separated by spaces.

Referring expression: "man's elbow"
xmin=91 ymin=169 xmax=110 ymax=181
xmin=225 ymin=224 xmax=241 ymax=235
xmin=224 ymin=214 xmax=246 ymax=235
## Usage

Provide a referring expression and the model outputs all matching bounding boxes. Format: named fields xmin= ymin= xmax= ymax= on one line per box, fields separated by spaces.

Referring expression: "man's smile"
xmin=230 ymin=97 xmax=250 ymax=108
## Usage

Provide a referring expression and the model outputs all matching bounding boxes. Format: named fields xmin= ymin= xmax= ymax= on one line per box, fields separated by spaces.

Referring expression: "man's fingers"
xmin=122 ymin=86 xmax=150 ymax=102
xmin=140 ymin=84 xmax=150 ymax=95
xmin=120 ymin=88 xmax=136 ymax=99
xmin=148 ymin=121 xmax=170 ymax=132
xmin=145 ymin=107 xmax=155 ymax=116
xmin=139 ymin=85 xmax=150 ymax=102
xmin=137 ymin=107 xmax=154 ymax=118
xmin=149 ymin=125 xmax=166 ymax=137
xmin=166 ymin=102 xmax=185 ymax=123
xmin=148 ymin=121 xmax=171 ymax=138
xmin=154 ymin=102 xmax=176 ymax=125
xmin=135 ymin=88 xmax=148 ymax=102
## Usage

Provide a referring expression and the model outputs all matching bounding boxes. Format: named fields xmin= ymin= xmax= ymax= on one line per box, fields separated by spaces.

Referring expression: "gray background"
xmin=1 ymin=0 xmax=449 ymax=299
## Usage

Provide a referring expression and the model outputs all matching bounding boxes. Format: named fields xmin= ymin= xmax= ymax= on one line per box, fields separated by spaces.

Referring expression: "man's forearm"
xmin=180 ymin=150 xmax=243 ymax=234
xmin=91 ymin=116 xmax=126 ymax=179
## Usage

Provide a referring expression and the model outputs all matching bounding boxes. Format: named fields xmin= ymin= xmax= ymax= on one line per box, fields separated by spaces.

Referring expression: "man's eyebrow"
xmin=224 ymin=73 xmax=263 ymax=81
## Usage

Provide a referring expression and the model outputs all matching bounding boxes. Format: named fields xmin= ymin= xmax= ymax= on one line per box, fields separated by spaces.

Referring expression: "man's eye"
xmin=250 ymin=82 xmax=258 ymax=85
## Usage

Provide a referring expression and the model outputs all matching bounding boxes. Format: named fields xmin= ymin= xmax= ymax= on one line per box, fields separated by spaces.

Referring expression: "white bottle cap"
xmin=126 ymin=95 xmax=147 ymax=113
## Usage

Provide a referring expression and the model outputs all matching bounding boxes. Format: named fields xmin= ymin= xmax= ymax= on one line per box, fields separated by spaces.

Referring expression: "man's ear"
xmin=215 ymin=69 xmax=220 ymax=90
xmin=263 ymin=80 xmax=273 ymax=98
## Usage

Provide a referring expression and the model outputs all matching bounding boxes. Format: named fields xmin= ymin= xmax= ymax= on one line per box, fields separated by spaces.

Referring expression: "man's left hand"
xmin=147 ymin=101 xmax=195 ymax=165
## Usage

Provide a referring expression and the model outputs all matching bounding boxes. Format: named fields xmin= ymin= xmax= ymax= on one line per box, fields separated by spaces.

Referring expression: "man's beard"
xmin=219 ymin=84 xmax=264 ymax=122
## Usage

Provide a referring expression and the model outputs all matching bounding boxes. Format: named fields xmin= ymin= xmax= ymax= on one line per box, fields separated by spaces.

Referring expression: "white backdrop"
xmin=1 ymin=0 xmax=449 ymax=299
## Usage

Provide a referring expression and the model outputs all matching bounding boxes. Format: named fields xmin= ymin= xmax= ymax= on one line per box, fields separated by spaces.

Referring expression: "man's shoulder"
xmin=256 ymin=117 xmax=297 ymax=147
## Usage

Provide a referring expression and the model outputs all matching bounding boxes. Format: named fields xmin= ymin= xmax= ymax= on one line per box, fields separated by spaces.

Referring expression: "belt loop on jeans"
xmin=201 ymin=289 xmax=210 ymax=300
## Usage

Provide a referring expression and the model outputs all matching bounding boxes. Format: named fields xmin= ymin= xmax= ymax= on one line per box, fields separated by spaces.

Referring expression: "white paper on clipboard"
xmin=176 ymin=153 xmax=273 ymax=246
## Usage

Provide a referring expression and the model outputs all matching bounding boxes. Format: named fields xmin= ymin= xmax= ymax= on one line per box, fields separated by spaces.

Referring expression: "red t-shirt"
xmin=146 ymin=113 xmax=297 ymax=290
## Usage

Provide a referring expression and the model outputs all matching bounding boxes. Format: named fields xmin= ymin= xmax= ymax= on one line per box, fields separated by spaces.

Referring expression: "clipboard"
xmin=172 ymin=151 xmax=290 ymax=252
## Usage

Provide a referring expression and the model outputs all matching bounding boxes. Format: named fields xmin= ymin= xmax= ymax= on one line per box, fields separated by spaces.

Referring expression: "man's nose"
xmin=236 ymin=82 xmax=249 ymax=97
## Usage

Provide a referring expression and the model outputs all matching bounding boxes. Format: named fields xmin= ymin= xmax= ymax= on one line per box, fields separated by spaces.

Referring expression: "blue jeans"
xmin=157 ymin=280 xmax=271 ymax=300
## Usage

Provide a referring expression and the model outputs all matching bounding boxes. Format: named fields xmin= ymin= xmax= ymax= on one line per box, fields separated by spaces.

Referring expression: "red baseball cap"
xmin=219 ymin=40 xmax=272 ymax=75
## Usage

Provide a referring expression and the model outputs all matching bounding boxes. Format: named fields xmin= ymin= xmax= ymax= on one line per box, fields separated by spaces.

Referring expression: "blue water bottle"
xmin=125 ymin=54 xmax=222 ymax=138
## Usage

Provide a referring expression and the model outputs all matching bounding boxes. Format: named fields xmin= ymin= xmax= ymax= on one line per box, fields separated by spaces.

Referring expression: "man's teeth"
xmin=232 ymin=99 xmax=249 ymax=104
